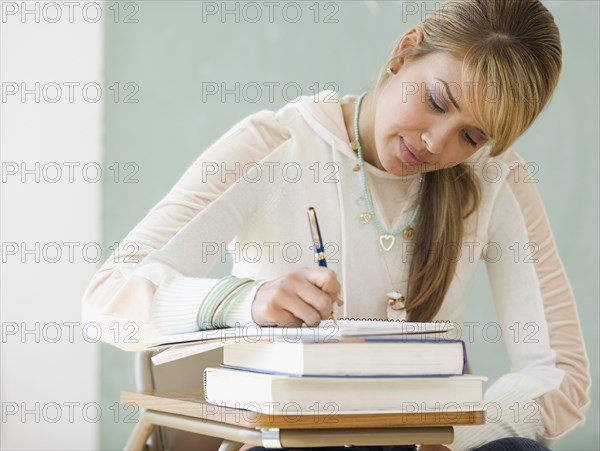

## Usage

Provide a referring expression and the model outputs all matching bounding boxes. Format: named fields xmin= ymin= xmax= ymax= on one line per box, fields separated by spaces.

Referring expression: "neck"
xmin=342 ymin=92 xmax=383 ymax=171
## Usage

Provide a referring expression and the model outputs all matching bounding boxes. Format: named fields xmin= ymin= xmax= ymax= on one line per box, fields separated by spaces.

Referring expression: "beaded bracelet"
xmin=197 ymin=276 xmax=253 ymax=330
xmin=211 ymin=279 xmax=256 ymax=329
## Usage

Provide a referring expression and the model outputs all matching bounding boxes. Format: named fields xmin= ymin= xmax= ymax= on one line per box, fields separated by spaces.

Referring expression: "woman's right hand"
xmin=251 ymin=267 xmax=344 ymax=327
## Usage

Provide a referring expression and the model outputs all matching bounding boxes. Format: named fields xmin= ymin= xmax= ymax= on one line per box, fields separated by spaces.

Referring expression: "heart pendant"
xmin=379 ymin=234 xmax=395 ymax=251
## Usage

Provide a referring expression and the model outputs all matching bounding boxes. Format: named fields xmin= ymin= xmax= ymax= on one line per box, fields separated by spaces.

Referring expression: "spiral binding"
xmin=336 ymin=317 xmax=451 ymax=323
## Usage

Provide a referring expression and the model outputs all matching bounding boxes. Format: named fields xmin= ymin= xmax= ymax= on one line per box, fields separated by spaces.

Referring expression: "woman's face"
xmin=373 ymin=51 xmax=490 ymax=176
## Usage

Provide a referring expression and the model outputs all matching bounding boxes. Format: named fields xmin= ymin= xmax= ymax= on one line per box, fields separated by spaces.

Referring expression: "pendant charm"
xmin=387 ymin=293 xmax=406 ymax=311
xmin=353 ymin=163 xmax=361 ymax=172
xmin=359 ymin=212 xmax=372 ymax=224
xmin=403 ymin=227 xmax=414 ymax=240
xmin=379 ymin=234 xmax=395 ymax=251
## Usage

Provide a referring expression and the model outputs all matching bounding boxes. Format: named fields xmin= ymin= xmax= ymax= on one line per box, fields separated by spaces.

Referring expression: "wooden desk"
xmin=121 ymin=391 xmax=485 ymax=450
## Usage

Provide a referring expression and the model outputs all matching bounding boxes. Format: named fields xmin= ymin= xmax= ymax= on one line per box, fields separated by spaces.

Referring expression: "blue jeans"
xmin=246 ymin=437 xmax=550 ymax=451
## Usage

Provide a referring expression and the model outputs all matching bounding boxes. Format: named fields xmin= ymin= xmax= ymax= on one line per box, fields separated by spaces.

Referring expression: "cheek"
xmin=438 ymin=149 xmax=473 ymax=168
xmin=385 ymin=97 xmax=425 ymax=132
xmin=372 ymin=109 xmax=388 ymax=146
xmin=374 ymin=94 xmax=427 ymax=147
xmin=374 ymin=106 xmax=400 ymax=138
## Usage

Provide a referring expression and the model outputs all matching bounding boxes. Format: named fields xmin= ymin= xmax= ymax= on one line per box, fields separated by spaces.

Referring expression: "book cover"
xmin=203 ymin=367 xmax=487 ymax=414
xmin=222 ymin=335 xmax=468 ymax=376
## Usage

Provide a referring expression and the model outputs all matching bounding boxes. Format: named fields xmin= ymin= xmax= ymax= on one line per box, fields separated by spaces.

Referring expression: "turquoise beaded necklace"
xmin=354 ymin=90 xmax=425 ymax=252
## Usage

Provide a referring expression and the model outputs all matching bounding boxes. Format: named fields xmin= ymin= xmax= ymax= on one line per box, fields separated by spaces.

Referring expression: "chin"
xmin=378 ymin=157 xmax=397 ymax=175
xmin=382 ymin=155 xmax=419 ymax=177
xmin=386 ymin=163 xmax=412 ymax=177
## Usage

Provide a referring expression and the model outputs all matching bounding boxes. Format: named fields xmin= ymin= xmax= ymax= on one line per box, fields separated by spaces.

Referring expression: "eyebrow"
xmin=434 ymin=77 xmax=489 ymax=140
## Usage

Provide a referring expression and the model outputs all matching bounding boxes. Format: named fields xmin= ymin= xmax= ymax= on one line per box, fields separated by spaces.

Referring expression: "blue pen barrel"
xmin=307 ymin=207 xmax=328 ymax=267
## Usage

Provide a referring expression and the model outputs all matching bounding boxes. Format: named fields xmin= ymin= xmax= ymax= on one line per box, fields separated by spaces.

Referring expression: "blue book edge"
xmin=218 ymin=364 xmax=466 ymax=378
xmin=220 ymin=338 xmax=468 ymax=378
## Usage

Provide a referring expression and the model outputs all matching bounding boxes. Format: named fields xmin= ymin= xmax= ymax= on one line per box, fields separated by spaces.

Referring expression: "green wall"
xmin=102 ymin=1 xmax=598 ymax=449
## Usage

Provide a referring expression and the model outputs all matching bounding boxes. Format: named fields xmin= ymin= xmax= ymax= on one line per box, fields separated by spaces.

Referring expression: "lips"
xmin=400 ymin=137 xmax=428 ymax=164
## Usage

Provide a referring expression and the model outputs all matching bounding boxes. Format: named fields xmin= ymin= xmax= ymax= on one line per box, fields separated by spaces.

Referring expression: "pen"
xmin=307 ymin=207 xmax=339 ymax=326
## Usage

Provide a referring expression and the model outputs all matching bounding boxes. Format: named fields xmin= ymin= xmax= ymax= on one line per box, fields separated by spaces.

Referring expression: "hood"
xmin=293 ymin=90 xmax=432 ymax=181
xmin=293 ymin=89 xmax=355 ymax=150
xmin=293 ymin=89 xmax=414 ymax=182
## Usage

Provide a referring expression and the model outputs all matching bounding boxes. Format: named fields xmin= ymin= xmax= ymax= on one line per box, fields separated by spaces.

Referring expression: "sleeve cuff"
xmin=151 ymin=276 xmax=268 ymax=336
xmin=151 ymin=276 xmax=221 ymax=335
xmin=450 ymin=383 xmax=545 ymax=450
xmin=224 ymin=279 xmax=269 ymax=327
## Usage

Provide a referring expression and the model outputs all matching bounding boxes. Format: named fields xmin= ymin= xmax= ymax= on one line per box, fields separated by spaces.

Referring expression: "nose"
xmin=421 ymin=133 xmax=441 ymax=155
xmin=421 ymin=126 xmax=451 ymax=155
xmin=421 ymin=135 xmax=430 ymax=152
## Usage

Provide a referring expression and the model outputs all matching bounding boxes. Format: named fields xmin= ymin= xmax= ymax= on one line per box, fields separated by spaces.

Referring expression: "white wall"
xmin=1 ymin=2 xmax=102 ymax=448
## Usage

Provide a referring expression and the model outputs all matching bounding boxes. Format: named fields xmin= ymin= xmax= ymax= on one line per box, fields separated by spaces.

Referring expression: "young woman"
xmin=82 ymin=0 xmax=590 ymax=449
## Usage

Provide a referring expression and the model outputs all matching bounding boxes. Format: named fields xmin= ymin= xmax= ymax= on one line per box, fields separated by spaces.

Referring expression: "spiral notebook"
xmin=149 ymin=319 xmax=455 ymax=366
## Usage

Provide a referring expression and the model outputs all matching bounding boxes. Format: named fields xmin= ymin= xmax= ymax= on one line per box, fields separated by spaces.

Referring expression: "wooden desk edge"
xmin=121 ymin=391 xmax=485 ymax=430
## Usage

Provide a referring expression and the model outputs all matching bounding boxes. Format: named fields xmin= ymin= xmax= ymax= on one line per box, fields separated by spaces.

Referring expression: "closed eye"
xmin=426 ymin=90 xmax=444 ymax=113
xmin=426 ymin=91 xmax=478 ymax=148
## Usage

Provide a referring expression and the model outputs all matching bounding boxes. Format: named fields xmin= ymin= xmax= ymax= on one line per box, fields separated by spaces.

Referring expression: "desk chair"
xmin=134 ymin=348 xmax=226 ymax=450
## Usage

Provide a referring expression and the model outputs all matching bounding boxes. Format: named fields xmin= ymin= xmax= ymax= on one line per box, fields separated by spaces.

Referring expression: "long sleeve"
xmin=81 ymin=110 xmax=292 ymax=351
xmin=450 ymin=154 xmax=591 ymax=449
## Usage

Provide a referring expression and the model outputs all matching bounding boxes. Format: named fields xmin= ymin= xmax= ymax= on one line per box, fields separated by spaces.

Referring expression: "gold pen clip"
xmin=307 ymin=207 xmax=321 ymax=249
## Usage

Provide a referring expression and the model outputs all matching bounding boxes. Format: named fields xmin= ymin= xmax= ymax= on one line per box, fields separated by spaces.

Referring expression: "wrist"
xmin=197 ymin=276 xmax=253 ymax=330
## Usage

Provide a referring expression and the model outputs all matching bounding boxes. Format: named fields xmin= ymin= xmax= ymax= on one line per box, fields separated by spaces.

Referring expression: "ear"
xmin=388 ymin=26 xmax=425 ymax=72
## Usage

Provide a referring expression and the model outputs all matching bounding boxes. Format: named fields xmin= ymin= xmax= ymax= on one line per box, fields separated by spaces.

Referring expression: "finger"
xmin=270 ymin=308 xmax=303 ymax=328
xmin=301 ymin=267 xmax=342 ymax=298
xmin=295 ymin=268 xmax=342 ymax=316
xmin=252 ymin=283 xmax=304 ymax=328
xmin=285 ymin=271 xmax=338 ymax=319
xmin=257 ymin=295 xmax=304 ymax=328
xmin=294 ymin=281 xmax=338 ymax=320
xmin=278 ymin=294 xmax=323 ymax=327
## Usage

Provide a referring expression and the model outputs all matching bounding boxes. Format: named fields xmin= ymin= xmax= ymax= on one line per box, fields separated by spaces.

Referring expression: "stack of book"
xmin=202 ymin=321 xmax=486 ymax=415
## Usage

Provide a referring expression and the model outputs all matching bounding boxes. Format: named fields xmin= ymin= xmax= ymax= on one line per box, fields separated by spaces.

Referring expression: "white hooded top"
xmin=81 ymin=90 xmax=590 ymax=450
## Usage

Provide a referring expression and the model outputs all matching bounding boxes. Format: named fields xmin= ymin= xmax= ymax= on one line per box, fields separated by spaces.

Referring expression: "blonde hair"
xmin=371 ymin=0 xmax=562 ymax=321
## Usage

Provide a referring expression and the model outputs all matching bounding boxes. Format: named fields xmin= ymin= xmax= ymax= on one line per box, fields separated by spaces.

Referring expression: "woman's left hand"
xmin=418 ymin=445 xmax=452 ymax=451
